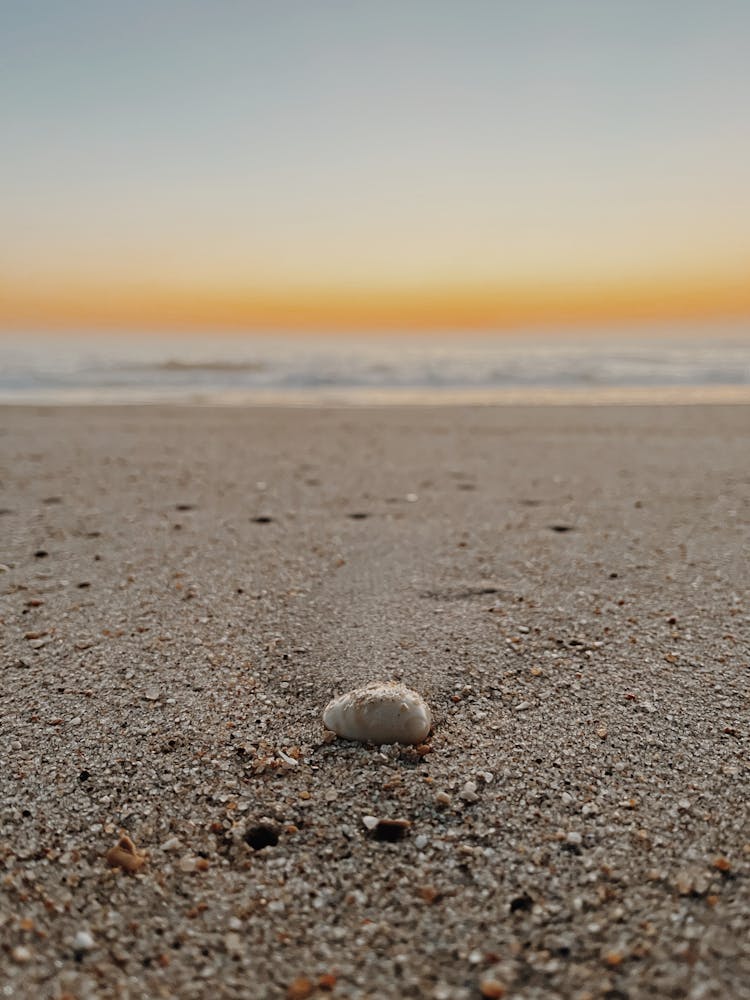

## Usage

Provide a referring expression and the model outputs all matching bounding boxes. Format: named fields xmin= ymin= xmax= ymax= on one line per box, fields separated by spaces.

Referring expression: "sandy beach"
xmin=1 ymin=403 xmax=748 ymax=1000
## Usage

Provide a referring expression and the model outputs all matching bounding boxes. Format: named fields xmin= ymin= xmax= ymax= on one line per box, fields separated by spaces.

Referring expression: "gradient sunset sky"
xmin=2 ymin=0 xmax=749 ymax=332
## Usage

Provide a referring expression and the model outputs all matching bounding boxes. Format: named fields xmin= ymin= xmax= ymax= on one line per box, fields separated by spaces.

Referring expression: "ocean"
xmin=1 ymin=323 xmax=749 ymax=405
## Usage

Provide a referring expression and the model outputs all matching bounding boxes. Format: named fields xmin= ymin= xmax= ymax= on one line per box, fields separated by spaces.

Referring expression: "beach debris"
xmin=178 ymin=855 xmax=210 ymax=873
xmin=479 ymin=974 xmax=507 ymax=998
xmin=549 ymin=524 xmax=573 ymax=532
xmin=459 ymin=781 xmax=479 ymax=803
xmin=105 ymin=834 xmax=147 ymax=873
xmin=322 ymin=682 xmax=431 ymax=745
xmin=252 ymin=515 xmax=274 ymax=524
xmin=364 ymin=817 xmax=411 ymax=842
xmin=243 ymin=823 xmax=279 ymax=851
xmin=286 ymin=978 xmax=314 ymax=1000
xmin=277 ymin=748 xmax=299 ymax=767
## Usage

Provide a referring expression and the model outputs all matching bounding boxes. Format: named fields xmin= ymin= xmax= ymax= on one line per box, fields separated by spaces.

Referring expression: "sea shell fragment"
xmin=322 ymin=682 xmax=431 ymax=745
xmin=105 ymin=834 xmax=146 ymax=874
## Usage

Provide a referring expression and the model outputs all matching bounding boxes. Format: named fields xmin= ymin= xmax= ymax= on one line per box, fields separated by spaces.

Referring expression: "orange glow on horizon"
xmin=1 ymin=273 xmax=749 ymax=333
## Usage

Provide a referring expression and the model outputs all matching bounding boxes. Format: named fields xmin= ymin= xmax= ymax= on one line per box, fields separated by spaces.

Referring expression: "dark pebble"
xmin=244 ymin=824 xmax=279 ymax=850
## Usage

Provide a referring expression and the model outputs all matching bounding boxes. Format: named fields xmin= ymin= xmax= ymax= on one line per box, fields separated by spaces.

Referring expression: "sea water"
xmin=0 ymin=322 xmax=748 ymax=404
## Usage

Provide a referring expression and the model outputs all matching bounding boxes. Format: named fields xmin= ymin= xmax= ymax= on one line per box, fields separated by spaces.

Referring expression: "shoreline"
xmin=2 ymin=383 xmax=750 ymax=407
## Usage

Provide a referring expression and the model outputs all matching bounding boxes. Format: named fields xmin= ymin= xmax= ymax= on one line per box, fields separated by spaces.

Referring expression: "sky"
xmin=1 ymin=0 xmax=750 ymax=332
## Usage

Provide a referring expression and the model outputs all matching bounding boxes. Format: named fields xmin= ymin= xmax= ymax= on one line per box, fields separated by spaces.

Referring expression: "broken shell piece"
xmin=105 ymin=834 xmax=146 ymax=874
xmin=366 ymin=817 xmax=412 ymax=842
xmin=323 ymin=682 xmax=431 ymax=745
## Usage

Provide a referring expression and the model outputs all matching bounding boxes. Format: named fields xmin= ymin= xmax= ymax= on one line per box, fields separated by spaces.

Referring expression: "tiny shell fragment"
xmin=286 ymin=978 xmax=314 ymax=1000
xmin=323 ymin=682 xmax=431 ymax=745
xmin=105 ymin=834 xmax=146 ymax=874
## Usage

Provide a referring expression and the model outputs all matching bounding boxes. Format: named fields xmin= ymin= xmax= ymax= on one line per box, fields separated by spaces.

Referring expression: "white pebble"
xmin=73 ymin=930 xmax=94 ymax=951
xmin=323 ymin=682 xmax=431 ymax=745
xmin=362 ymin=815 xmax=379 ymax=831
xmin=566 ymin=831 xmax=583 ymax=846
xmin=415 ymin=834 xmax=429 ymax=849
xmin=460 ymin=781 xmax=479 ymax=803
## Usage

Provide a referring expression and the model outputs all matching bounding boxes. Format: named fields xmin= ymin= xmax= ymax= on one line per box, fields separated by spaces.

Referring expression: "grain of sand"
xmin=1 ymin=404 xmax=748 ymax=999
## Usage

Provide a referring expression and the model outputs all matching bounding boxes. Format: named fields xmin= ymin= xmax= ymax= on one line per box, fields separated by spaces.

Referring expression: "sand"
xmin=1 ymin=403 xmax=748 ymax=1000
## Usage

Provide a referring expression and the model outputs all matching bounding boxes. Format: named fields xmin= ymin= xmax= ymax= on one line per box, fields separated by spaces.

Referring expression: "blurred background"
xmin=1 ymin=0 xmax=749 ymax=403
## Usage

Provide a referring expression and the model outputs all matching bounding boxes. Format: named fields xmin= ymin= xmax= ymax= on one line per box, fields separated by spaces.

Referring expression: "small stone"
xmin=435 ymin=791 xmax=452 ymax=807
xmin=73 ymin=930 xmax=95 ymax=952
xmin=144 ymin=687 xmax=160 ymax=701
xmin=479 ymin=975 xmax=506 ymax=998
xmin=415 ymin=834 xmax=429 ymax=849
xmin=566 ymin=831 xmax=583 ymax=846
xmin=161 ymin=837 xmax=182 ymax=852
xmin=12 ymin=945 xmax=32 ymax=963
xmin=362 ymin=815 xmax=379 ymax=831
xmin=405 ymin=493 xmax=419 ymax=502
xmin=323 ymin=682 xmax=431 ymax=745
xmin=286 ymin=977 xmax=314 ymax=1000
xmin=460 ymin=781 xmax=479 ymax=803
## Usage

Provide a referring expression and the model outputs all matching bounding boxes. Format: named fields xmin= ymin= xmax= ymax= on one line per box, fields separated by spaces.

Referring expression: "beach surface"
xmin=1 ymin=404 xmax=748 ymax=1000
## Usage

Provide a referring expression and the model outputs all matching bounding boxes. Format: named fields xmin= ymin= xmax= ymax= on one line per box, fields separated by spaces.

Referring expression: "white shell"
xmin=322 ymin=682 xmax=431 ymax=745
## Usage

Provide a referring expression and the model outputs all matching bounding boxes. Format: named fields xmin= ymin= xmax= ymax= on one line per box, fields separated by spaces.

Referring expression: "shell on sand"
xmin=323 ymin=682 xmax=431 ymax=745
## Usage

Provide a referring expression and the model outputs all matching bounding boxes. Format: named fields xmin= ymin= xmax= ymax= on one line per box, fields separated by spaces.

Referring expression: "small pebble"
xmin=460 ymin=781 xmax=479 ymax=803
xmin=73 ymin=930 xmax=94 ymax=952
